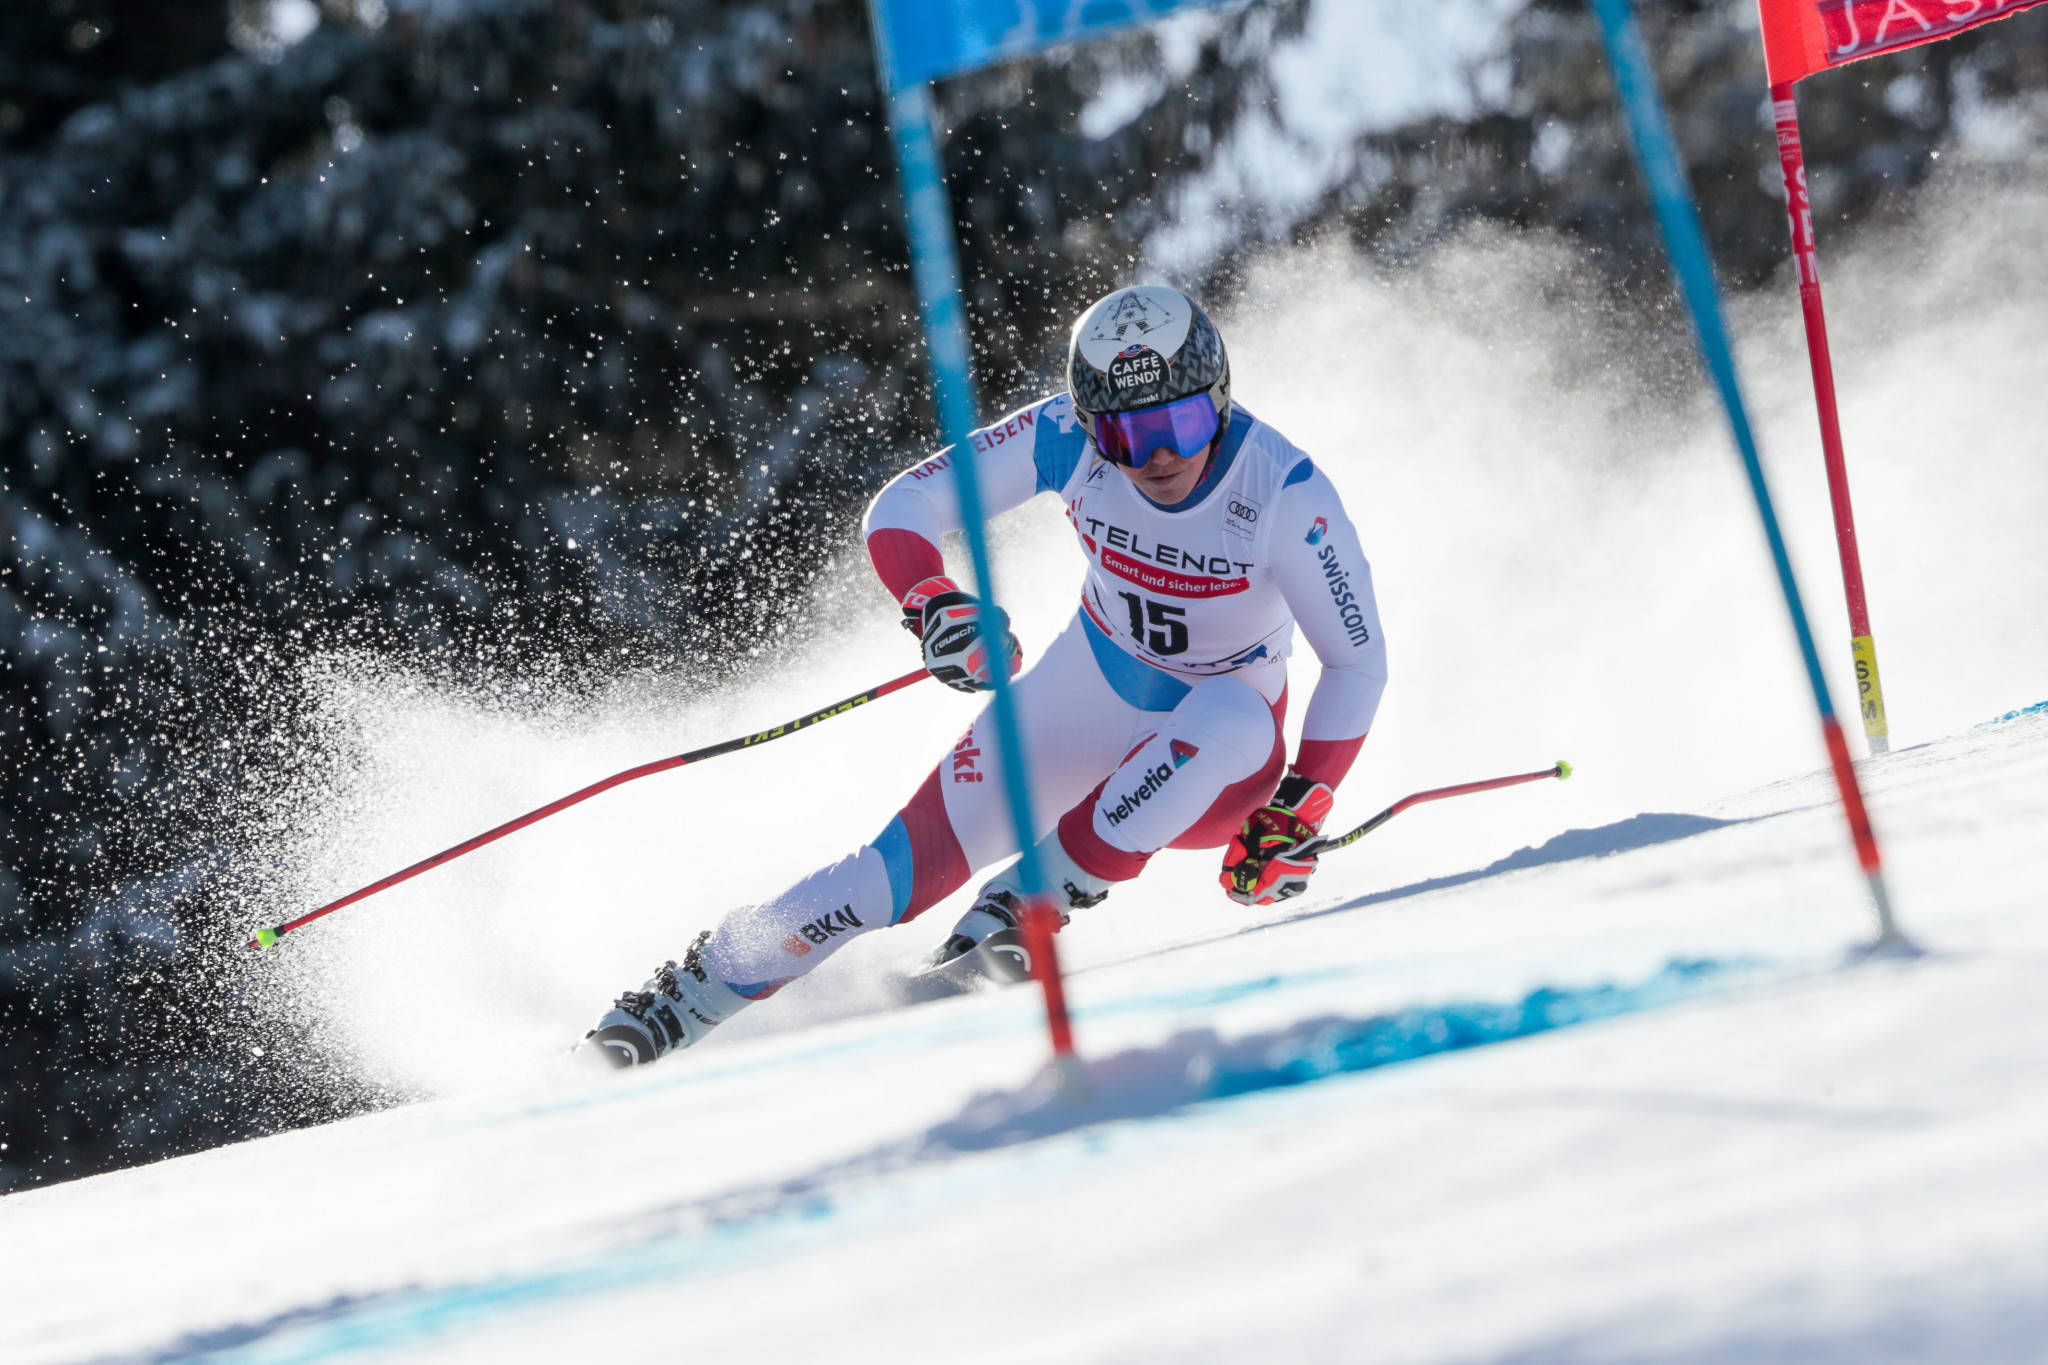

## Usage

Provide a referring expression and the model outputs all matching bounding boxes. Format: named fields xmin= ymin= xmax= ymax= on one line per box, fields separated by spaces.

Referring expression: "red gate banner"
xmin=1760 ymin=0 xmax=2048 ymax=85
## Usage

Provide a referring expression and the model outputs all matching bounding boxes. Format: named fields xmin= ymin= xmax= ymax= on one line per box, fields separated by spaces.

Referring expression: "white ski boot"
xmin=582 ymin=932 xmax=749 ymax=1068
xmin=924 ymin=834 xmax=1112 ymax=984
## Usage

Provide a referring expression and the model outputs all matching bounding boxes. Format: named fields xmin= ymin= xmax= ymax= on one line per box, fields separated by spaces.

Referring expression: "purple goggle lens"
xmin=1094 ymin=392 xmax=1222 ymax=469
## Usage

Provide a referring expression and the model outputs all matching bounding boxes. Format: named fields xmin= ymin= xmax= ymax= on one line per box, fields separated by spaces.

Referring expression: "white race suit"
xmin=700 ymin=394 xmax=1388 ymax=997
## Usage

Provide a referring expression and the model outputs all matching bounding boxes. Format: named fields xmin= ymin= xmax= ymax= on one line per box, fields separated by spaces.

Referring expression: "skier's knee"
xmin=1182 ymin=675 xmax=1281 ymax=774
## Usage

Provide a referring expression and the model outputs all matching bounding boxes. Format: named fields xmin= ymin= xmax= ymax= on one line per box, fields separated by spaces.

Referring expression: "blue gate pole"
xmin=1585 ymin=0 xmax=1906 ymax=949
xmin=881 ymin=83 xmax=981 ymax=444
xmin=875 ymin=75 xmax=1057 ymax=950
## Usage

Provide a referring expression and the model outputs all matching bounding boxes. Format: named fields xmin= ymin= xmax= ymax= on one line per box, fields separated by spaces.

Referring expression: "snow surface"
xmin=7 ymin=709 xmax=2048 ymax=1364
xmin=7 ymin=163 xmax=2046 ymax=1365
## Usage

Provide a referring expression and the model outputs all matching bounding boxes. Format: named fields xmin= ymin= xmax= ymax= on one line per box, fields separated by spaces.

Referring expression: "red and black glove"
xmin=901 ymin=575 xmax=1022 ymax=694
xmin=1220 ymin=771 xmax=1336 ymax=906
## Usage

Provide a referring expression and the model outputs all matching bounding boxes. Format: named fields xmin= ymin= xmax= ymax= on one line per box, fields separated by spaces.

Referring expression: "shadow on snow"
xmin=1301 ymin=810 xmax=1748 ymax=920
xmin=116 ymin=956 xmax=1767 ymax=1364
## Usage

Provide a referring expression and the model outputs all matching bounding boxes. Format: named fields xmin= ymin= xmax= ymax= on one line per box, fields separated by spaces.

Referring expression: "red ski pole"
xmin=248 ymin=668 xmax=933 ymax=949
xmin=1291 ymin=761 xmax=1574 ymax=861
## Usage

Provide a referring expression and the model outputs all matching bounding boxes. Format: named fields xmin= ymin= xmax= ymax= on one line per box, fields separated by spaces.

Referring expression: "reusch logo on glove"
xmin=931 ymin=604 xmax=979 ymax=655
xmin=1104 ymin=762 xmax=1175 ymax=826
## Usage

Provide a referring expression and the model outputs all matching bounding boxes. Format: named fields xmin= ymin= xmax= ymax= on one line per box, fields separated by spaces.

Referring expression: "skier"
xmin=583 ymin=285 xmax=1388 ymax=1067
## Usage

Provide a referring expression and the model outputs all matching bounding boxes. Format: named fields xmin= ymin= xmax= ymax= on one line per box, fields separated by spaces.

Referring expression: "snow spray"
xmin=234 ymin=167 xmax=2048 ymax=1099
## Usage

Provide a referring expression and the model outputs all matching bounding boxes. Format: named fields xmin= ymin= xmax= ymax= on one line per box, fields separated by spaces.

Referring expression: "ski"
xmin=888 ymin=927 xmax=1036 ymax=1005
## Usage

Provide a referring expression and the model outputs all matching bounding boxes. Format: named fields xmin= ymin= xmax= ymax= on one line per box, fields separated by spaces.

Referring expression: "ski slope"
xmin=9 ymin=707 xmax=2048 ymax=1363
xmin=11 ymin=172 xmax=2047 ymax=1361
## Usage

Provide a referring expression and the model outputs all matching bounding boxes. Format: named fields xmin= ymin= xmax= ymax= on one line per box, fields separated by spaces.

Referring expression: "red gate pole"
xmin=1771 ymin=82 xmax=1891 ymax=755
xmin=1019 ymin=897 xmax=1087 ymax=1096
xmin=1020 ymin=899 xmax=1075 ymax=1057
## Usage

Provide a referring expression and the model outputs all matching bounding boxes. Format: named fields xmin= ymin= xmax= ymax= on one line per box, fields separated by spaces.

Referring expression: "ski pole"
xmin=1291 ymin=761 xmax=1573 ymax=861
xmin=248 ymin=667 xmax=934 ymax=949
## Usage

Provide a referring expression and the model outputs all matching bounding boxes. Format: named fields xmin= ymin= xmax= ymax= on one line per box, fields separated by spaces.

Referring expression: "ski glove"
xmin=1220 ymin=771 xmax=1336 ymax=906
xmin=901 ymin=575 xmax=1022 ymax=694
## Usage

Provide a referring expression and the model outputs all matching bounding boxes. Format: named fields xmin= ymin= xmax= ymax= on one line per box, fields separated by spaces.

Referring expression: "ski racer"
xmin=583 ymin=285 xmax=1388 ymax=1067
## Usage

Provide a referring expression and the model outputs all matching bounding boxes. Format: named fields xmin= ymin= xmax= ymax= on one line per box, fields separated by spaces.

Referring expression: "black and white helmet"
xmin=1067 ymin=285 xmax=1231 ymax=451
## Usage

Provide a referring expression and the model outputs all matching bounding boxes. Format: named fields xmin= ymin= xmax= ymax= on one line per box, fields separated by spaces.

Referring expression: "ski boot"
xmin=581 ymin=932 xmax=749 ymax=1069
xmin=923 ymin=834 xmax=1112 ymax=985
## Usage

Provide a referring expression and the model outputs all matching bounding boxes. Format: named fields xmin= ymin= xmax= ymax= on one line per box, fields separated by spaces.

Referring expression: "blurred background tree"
xmin=1 ymin=0 xmax=234 ymax=143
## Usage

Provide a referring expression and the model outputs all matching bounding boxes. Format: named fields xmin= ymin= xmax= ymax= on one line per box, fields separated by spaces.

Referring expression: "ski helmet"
xmin=1066 ymin=285 xmax=1230 ymax=467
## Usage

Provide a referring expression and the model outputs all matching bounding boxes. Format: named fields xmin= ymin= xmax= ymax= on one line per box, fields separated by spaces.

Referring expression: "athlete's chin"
xmin=1136 ymin=471 xmax=1196 ymax=502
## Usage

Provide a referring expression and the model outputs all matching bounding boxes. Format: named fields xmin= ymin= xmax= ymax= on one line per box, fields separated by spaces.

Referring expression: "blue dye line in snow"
xmin=1206 ymin=957 xmax=1754 ymax=1100
xmin=124 ymin=956 xmax=1769 ymax=1365
xmin=927 ymin=957 xmax=1772 ymax=1154
xmin=1089 ymin=966 xmax=1360 ymax=1017
xmin=1977 ymin=699 xmax=2048 ymax=726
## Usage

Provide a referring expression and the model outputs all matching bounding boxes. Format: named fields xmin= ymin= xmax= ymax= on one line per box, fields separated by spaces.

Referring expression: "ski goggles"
xmin=1089 ymin=391 xmax=1224 ymax=469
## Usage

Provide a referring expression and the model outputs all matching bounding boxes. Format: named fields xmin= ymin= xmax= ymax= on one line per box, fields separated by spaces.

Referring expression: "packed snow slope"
xmin=8 ymin=708 xmax=2048 ymax=1364
xmin=11 ymin=172 xmax=2047 ymax=1361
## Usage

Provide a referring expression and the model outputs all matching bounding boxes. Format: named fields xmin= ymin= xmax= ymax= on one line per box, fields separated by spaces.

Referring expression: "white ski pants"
xmin=701 ymin=613 xmax=1287 ymax=997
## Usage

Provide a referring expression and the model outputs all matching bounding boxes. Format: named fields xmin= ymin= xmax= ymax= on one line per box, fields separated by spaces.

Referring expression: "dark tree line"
xmin=0 ymin=0 xmax=1315 ymax=1192
xmin=2 ymin=0 xmax=2038 ymax=1191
